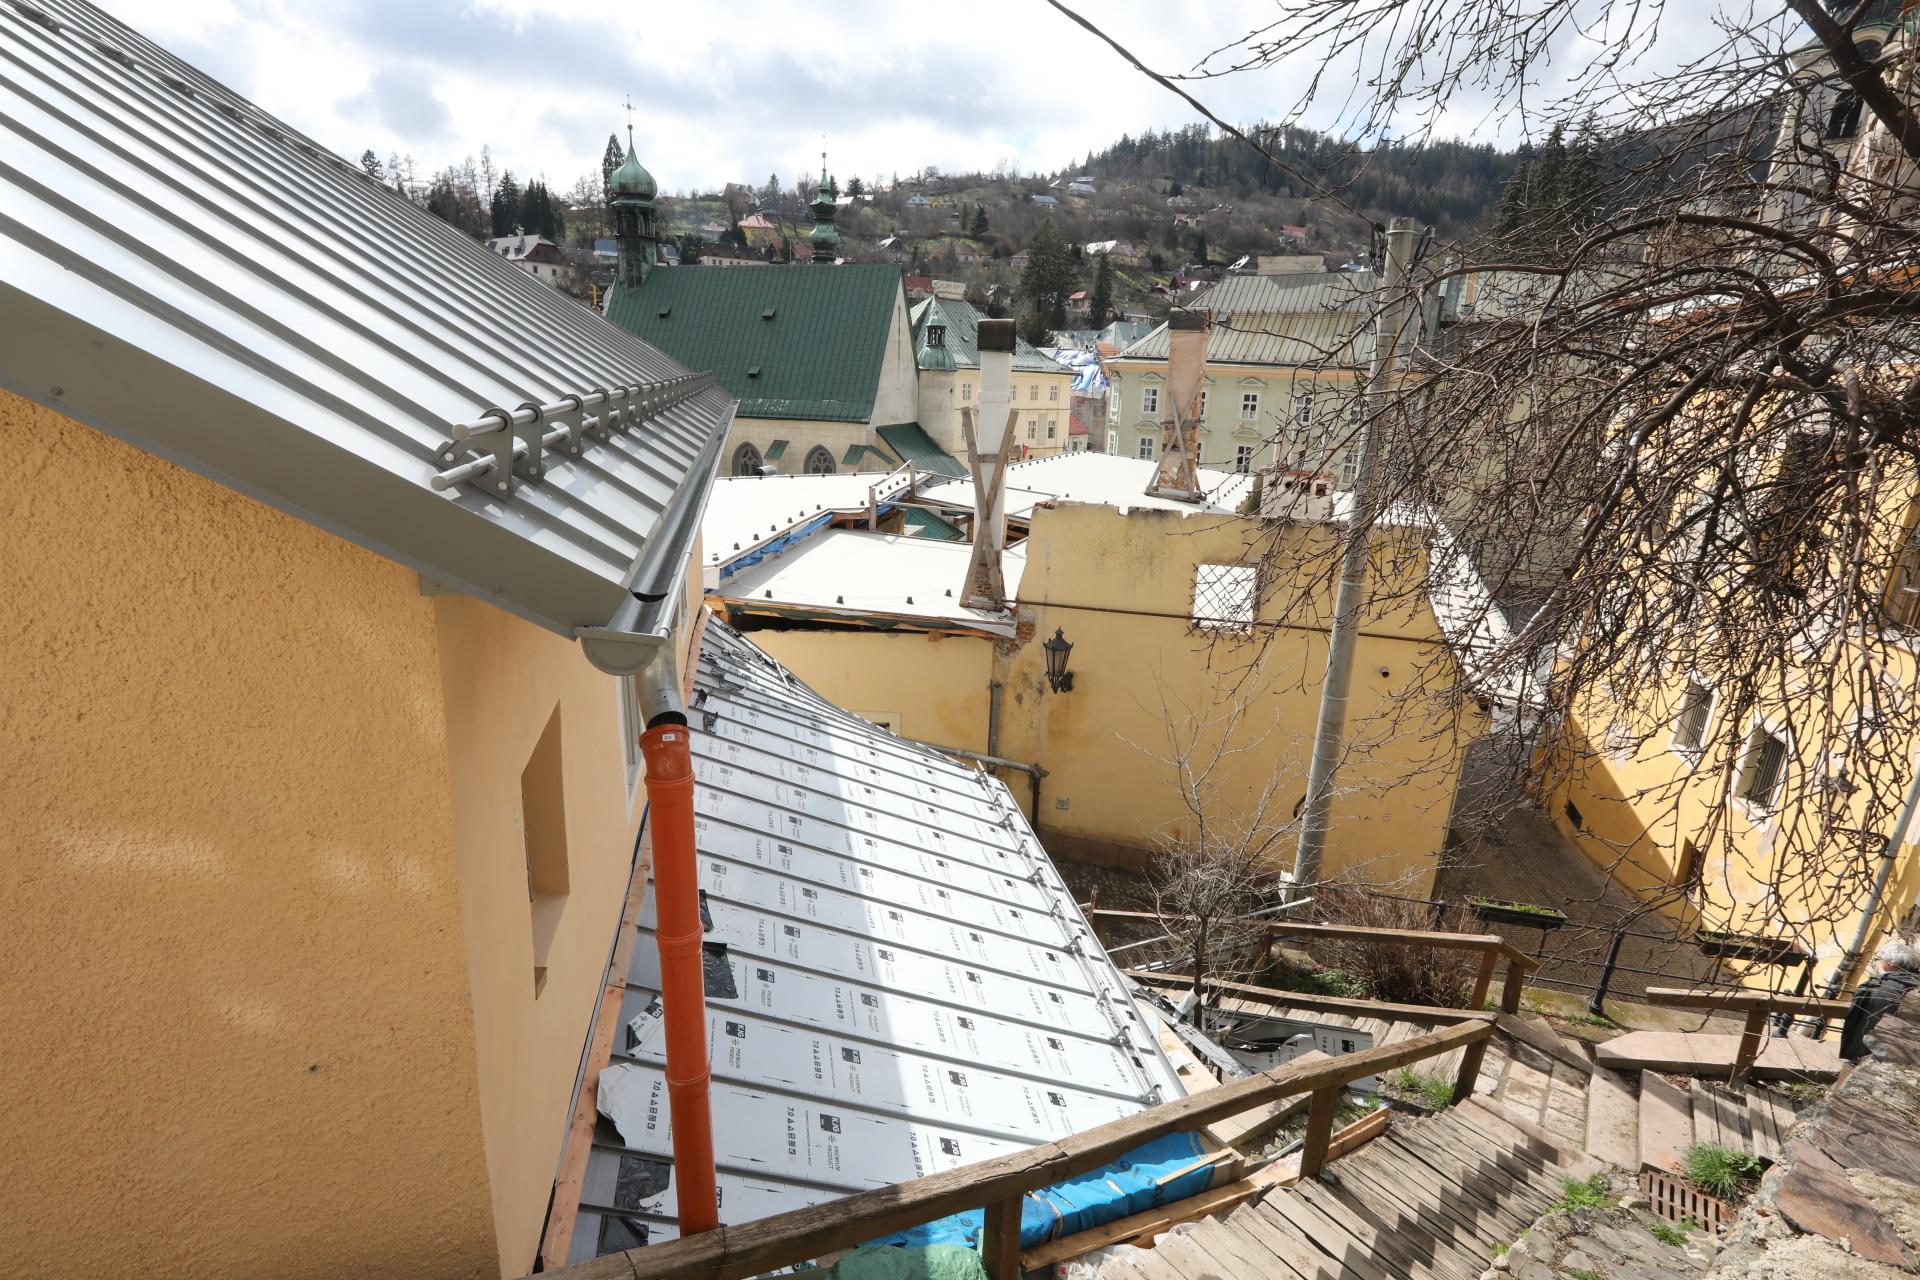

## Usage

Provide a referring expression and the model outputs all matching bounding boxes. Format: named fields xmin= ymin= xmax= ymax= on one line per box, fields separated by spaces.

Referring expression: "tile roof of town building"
xmin=605 ymin=265 xmax=907 ymax=423
xmin=0 ymin=0 xmax=734 ymax=641
xmin=1116 ymin=271 xmax=1377 ymax=367
xmin=921 ymin=452 xmax=1255 ymax=520
xmin=909 ymin=295 xmax=1070 ymax=375
xmin=564 ymin=620 xmax=1181 ymax=1259
xmin=714 ymin=530 xmax=1030 ymax=634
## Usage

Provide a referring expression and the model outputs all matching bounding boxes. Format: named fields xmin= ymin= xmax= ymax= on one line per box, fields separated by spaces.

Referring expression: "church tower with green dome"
xmin=609 ymin=125 xmax=659 ymax=288
xmin=808 ymin=153 xmax=840 ymax=265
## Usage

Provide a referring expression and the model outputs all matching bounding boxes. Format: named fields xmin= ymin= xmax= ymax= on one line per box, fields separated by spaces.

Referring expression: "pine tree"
xmin=1019 ymin=308 xmax=1052 ymax=346
xmin=828 ymin=174 xmax=839 ymax=199
xmin=360 ymin=149 xmax=384 ymax=180
xmin=847 ymin=175 xmax=866 ymax=197
xmin=1019 ymin=219 xmax=1078 ymax=330
xmin=972 ymin=205 xmax=989 ymax=236
xmin=601 ymin=133 xmax=624 ymax=209
xmin=493 ymin=170 xmax=521 ymax=236
xmin=1089 ymin=254 xmax=1114 ymax=330
xmin=1493 ymin=161 xmax=1530 ymax=237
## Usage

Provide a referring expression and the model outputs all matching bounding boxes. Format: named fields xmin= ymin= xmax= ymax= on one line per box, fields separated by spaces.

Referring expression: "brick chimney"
xmin=961 ymin=318 xmax=1017 ymax=609
xmin=1146 ymin=309 xmax=1207 ymax=502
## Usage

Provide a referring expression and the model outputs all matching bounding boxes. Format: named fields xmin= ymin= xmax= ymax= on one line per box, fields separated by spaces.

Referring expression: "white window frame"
xmin=1141 ymin=386 xmax=1159 ymax=416
xmin=1669 ymin=677 xmax=1714 ymax=762
xmin=1049 ymin=383 xmax=1060 ymax=402
xmin=1732 ymin=718 xmax=1791 ymax=819
xmin=1240 ymin=391 xmax=1260 ymax=421
xmin=1107 ymin=430 xmax=1118 ymax=453
xmin=1338 ymin=452 xmax=1358 ymax=487
xmin=1136 ymin=435 xmax=1155 ymax=460
xmin=961 ymin=380 xmax=973 ymax=401
xmin=1293 ymin=393 xmax=1314 ymax=425
xmin=1235 ymin=444 xmax=1255 ymax=474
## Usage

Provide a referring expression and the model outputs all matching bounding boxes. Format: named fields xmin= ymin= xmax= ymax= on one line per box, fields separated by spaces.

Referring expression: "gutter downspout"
xmin=576 ymin=404 xmax=733 ymax=1236
xmin=1820 ymin=757 xmax=1920 ymax=1000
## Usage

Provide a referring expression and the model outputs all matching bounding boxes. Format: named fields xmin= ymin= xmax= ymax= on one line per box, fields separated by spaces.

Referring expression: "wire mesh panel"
xmin=1193 ymin=563 xmax=1258 ymax=631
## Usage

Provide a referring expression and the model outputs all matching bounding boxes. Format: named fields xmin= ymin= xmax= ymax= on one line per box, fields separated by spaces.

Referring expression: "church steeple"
xmin=808 ymin=151 xmax=840 ymax=265
xmin=610 ymin=117 xmax=659 ymax=288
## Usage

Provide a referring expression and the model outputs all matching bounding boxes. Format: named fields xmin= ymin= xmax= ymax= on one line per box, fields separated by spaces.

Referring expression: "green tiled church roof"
xmin=875 ymin=422 xmax=967 ymax=479
xmin=605 ymin=264 xmax=904 ymax=423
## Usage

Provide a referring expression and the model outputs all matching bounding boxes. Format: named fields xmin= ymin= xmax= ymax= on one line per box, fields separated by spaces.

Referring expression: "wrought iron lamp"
xmin=1042 ymin=627 xmax=1074 ymax=693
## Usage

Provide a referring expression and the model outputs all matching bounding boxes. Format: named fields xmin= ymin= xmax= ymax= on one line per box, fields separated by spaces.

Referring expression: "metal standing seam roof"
xmin=604 ymin=263 xmax=907 ymax=423
xmin=874 ymin=421 xmax=968 ymax=479
xmin=909 ymin=293 xmax=1072 ymax=375
xmin=0 ymin=0 xmax=735 ymax=638
xmin=1113 ymin=272 xmax=1378 ymax=369
xmin=568 ymin=621 xmax=1183 ymax=1260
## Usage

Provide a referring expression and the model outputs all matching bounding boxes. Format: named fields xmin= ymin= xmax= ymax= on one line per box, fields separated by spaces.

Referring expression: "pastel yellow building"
xmin=0 ymin=19 xmax=731 ymax=1275
xmin=1105 ymin=272 xmax=1374 ymax=477
xmin=912 ymin=294 xmax=1077 ymax=462
xmin=707 ymin=455 xmax=1491 ymax=895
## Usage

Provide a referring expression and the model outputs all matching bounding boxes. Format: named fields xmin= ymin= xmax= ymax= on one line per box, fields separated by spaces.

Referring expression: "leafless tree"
xmin=1075 ymin=0 xmax=1920 ymax=979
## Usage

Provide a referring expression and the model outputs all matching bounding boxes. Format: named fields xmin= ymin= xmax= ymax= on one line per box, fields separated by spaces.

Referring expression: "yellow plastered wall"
xmin=1107 ymin=359 xmax=1364 ymax=472
xmin=1551 ymin=652 xmax=1920 ymax=986
xmin=747 ymin=629 xmax=996 ymax=753
xmin=433 ymin=596 xmax=648 ymax=1277
xmin=999 ymin=504 xmax=1477 ymax=894
xmin=0 ymin=390 xmax=498 ymax=1277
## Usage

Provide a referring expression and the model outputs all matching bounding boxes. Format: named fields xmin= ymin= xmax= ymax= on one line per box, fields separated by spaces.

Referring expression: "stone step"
xmin=1594 ymin=1030 xmax=1843 ymax=1080
xmin=1639 ymin=1068 xmax=1692 ymax=1174
xmin=1582 ymin=1066 xmax=1640 ymax=1169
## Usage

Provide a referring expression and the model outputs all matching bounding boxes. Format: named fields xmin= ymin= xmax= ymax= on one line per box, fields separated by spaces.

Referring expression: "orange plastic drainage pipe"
xmin=640 ymin=722 xmax=720 ymax=1236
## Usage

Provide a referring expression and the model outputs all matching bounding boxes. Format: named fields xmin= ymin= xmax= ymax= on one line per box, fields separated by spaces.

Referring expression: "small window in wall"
xmin=1107 ymin=430 xmax=1117 ymax=453
xmin=804 ymin=445 xmax=837 ymax=474
xmin=1141 ymin=386 xmax=1159 ymax=416
xmin=1027 ymin=422 xmax=1036 ymax=441
xmin=1672 ymin=679 xmax=1712 ymax=754
xmin=1339 ymin=452 xmax=1359 ymax=487
xmin=1737 ymin=725 xmax=1789 ymax=811
xmin=962 ymin=381 xmax=973 ymax=402
xmin=1193 ymin=563 xmax=1258 ymax=632
xmin=1197 ymin=390 xmax=1208 ymax=419
xmin=1137 ymin=435 xmax=1155 ymax=460
xmin=1564 ymin=798 xmax=1584 ymax=830
xmin=619 ymin=675 xmax=642 ymax=794
xmin=1029 ymin=384 xmax=1039 ymax=402
xmin=1293 ymin=393 xmax=1314 ymax=424
xmin=1049 ymin=383 xmax=1060 ymax=402
xmin=1674 ymin=839 xmax=1704 ymax=897
xmin=1827 ymin=90 xmax=1863 ymax=139
xmin=1240 ymin=392 xmax=1260 ymax=421
xmin=522 ymin=705 xmax=570 ymax=997
xmin=1047 ymin=417 xmax=1057 ymax=440
xmin=730 ymin=441 xmax=764 ymax=476
xmin=1235 ymin=444 xmax=1254 ymax=473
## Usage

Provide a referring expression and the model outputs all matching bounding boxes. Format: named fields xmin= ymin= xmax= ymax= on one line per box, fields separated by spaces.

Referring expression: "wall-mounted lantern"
xmin=1043 ymin=627 xmax=1075 ymax=693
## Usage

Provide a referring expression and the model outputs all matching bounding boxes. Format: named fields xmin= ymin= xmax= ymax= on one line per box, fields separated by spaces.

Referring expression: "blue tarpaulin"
xmin=861 ymin=1132 xmax=1214 ymax=1251
xmin=717 ymin=508 xmax=901 ymax=581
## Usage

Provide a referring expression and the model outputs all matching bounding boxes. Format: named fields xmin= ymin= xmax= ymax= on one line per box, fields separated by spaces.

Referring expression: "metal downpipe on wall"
xmin=637 ymin=669 xmax=720 ymax=1236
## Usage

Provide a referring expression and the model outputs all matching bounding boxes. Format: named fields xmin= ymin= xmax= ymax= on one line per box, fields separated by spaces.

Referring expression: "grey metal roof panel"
xmin=1116 ymin=271 xmax=1378 ymax=368
xmin=573 ymin=621 xmax=1184 ymax=1262
xmin=0 ymin=0 xmax=734 ymax=636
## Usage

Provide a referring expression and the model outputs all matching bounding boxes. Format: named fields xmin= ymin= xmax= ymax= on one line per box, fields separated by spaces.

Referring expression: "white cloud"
xmin=95 ymin=0 xmax=1743 ymax=197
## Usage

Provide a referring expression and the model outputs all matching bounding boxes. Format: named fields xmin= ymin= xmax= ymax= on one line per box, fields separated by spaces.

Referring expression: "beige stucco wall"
xmin=748 ymin=629 xmax=996 ymax=754
xmin=918 ymin=364 xmax=1076 ymax=461
xmin=0 ymin=389 xmax=498 ymax=1277
xmin=433 ymin=595 xmax=649 ymax=1277
xmin=1107 ymin=359 xmax=1362 ymax=475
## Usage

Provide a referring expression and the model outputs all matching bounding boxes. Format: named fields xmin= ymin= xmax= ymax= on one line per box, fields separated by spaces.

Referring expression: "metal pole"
xmin=1819 ymin=754 xmax=1920 ymax=999
xmin=1293 ymin=218 xmax=1422 ymax=885
xmin=1589 ymin=930 xmax=1625 ymax=1017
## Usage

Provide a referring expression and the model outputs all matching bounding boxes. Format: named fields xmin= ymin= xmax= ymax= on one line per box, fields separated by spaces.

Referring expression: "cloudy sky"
xmin=98 ymin=0 xmax=1757 ymax=199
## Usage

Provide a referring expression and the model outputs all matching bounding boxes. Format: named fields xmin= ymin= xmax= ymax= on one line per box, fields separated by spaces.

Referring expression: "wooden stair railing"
xmin=1644 ymin=986 xmax=1852 ymax=1083
xmin=539 ymin=1018 xmax=1496 ymax=1280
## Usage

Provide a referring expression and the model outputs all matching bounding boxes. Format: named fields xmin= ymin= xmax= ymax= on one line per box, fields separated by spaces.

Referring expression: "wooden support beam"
xmin=1501 ymin=955 xmax=1527 ymax=1013
xmin=1645 ymin=986 xmax=1851 ymax=1017
xmin=1298 ymin=1086 xmax=1339 ymax=1179
xmin=1468 ymin=948 xmax=1498 ymax=1011
xmin=1732 ymin=1008 xmax=1767 ymax=1085
xmin=981 ymin=1195 xmax=1023 ymax=1280
xmin=1455 ymin=1036 xmax=1491 ymax=1103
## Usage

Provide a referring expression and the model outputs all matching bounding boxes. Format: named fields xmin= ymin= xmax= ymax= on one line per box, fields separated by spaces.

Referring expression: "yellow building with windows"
xmin=912 ymin=294 xmax=1077 ymax=462
xmin=701 ymin=455 xmax=1495 ymax=895
xmin=1105 ymin=273 xmax=1375 ymax=478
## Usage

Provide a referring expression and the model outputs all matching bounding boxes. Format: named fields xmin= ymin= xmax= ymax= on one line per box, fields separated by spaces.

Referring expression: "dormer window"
xmin=928 ymin=324 xmax=946 ymax=348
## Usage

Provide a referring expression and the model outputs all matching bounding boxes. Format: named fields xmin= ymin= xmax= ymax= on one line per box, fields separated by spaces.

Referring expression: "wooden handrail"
xmin=1127 ymin=970 xmax=1497 ymax=1025
xmin=541 ymin=1018 xmax=1494 ymax=1280
xmin=1645 ymin=987 xmax=1851 ymax=1083
xmin=1644 ymin=986 xmax=1851 ymax=1016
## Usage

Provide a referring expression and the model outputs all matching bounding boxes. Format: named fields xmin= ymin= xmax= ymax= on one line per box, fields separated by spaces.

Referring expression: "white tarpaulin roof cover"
xmin=567 ymin=621 xmax=1184 ymax=1261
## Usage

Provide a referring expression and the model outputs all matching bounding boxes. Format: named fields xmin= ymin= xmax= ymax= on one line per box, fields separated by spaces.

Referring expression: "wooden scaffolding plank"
xmin=1234 ymin=1197 xmax=1369 ymax=1280
xmin=1583 ymin=1067 xmax=1640 ymax=1170
xmin=1691 ymin=1079 xmax=1723 ymax=1148
xmin=1640 ymin=1071 xmax=1694 ymax=1173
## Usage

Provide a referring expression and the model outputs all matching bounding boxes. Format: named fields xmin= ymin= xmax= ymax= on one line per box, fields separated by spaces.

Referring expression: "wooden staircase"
xmin=1104 ymin=1099 xmax=1601 ymax=1280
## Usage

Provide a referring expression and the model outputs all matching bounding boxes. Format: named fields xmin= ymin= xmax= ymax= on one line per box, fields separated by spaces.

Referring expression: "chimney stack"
xmin=1146 ymin=309 xmax=1207 ymax=502
xmin=961 ymin=318 xmax=1016 ymax=610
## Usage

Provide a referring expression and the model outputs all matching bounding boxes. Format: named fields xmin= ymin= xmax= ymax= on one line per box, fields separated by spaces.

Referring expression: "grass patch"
xmin=1682 ymin=1144 xmax=1763 ymax=1199
xmin=1491 ymin=1242 xmax=1510 ymax=1258
xmin=1273 ymin=963 xmax=1371 ymax=1000
xmin=1769 ymin=1081 xmax=1828 ymax=1106
xmin=1649 ymin=1222 xmax=1690 ymax=1247
xmin=1552 ymin=1009 xmax=1619 ymax=1029
xmin=1553 ymin=1174 xmax=1614 ymax=1212
xmin=1384 ymin=1067 xmax=1455 ymax=1109
xmin=1565 ymin=1268 xmax=1604 ymax=1280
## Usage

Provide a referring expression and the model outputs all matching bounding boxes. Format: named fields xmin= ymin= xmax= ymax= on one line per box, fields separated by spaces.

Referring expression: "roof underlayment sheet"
xmin=0 ymin=0 xmax=735 ymax=637
xmin=568 ymin=622 xmax=1183 ymax=1262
